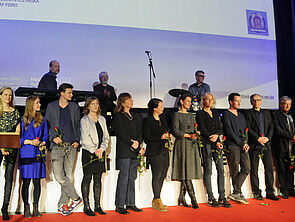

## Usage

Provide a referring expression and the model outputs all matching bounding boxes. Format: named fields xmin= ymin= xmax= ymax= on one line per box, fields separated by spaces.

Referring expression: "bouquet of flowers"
xmin=164 ymin=131 xmax=173 ymax=151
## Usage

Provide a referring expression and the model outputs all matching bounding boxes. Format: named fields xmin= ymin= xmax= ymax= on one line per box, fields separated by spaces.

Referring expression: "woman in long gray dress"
xmin=171 ymin=93 xmax=202 ymax=209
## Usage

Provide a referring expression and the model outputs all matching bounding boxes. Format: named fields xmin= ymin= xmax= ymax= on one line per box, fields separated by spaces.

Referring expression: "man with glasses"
xmin=245 ymin=94 xmax=280 ymax=201
xmin=188 ymin=70 xmax=211 ymax=104
xmin=272 ymin=96 xmax=295 ymax=199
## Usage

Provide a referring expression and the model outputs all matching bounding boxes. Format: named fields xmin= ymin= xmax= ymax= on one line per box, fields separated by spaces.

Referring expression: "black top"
xmin=196 ymin=109 xmax=222 ymax=144
xmin=95 ymin=121 xmax=103 ymax=149
xmin=93 ymin=83 xmax=117 ymax=113
xmin=245 ymin=108 xmax=273 ymax=150
xmin=113 ymin=112 xmax=142 ymax=160
xmin=38 ymin=71 xmax=57 ymax=90
xmin=143 ymin=115 xmax=169 ymax=157
xmin=221 ymin=109 xmax=247 ymax=148
xmin=59 ymin=105 xmax=75 ymax=143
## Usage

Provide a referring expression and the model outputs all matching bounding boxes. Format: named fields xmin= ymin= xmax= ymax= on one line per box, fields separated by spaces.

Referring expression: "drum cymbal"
xmin=168 ymin=89 xmax=191 ymax=97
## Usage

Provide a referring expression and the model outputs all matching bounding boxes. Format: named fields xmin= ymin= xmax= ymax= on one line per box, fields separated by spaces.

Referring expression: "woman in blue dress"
xmin=19 ymin=96 xmax=48 ymax=218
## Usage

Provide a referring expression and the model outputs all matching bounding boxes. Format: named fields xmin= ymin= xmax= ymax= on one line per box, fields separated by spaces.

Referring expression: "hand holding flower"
xmin=1 ymin=148 xmax=9 ymax=156
xmin=209 ymin=134 xmax=219 ymax=143
xmin=216 ymin=142 xmax=223 ymax=149
xmin=53 ymin=137 xmax=63 ymax=145
xmin=243 ymin=143 xmax=250 ymax=152
xmin=139 ymin=147 xmax=145 ymax=156
xmin=131 ymin=139 xmax=139 ymax=149
xmin=95 ymin=148 xmax=104 ymax=159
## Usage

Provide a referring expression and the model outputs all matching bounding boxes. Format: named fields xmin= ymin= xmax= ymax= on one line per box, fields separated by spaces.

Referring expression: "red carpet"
xmin=3 ymin=197 xmax=295 ymax=222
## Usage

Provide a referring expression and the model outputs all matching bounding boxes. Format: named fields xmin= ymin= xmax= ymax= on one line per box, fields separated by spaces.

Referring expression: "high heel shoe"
xmin=184 ymin=180 xmax=199 ymax=209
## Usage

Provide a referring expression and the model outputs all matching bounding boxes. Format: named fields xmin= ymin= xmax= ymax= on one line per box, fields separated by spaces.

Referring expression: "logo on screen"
xmin=246 ymin=10 xmax=268 ymax=36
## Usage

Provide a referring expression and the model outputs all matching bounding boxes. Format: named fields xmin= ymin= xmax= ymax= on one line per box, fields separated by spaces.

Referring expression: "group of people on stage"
xmin=0 ymin=61 xmax=294 ymax=220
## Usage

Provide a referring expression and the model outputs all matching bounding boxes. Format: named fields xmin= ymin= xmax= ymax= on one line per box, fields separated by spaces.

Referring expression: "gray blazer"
xmin=80 ymin=114 xmax=109 ymax=153
xmin=45 ymin=100 xmax=81 ymax=149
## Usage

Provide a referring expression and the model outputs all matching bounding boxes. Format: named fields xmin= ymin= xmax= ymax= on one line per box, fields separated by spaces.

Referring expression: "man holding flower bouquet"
xmin=245 ymin=94 xmax=280 ymax=201
xmin=196 ymin=93 xmax=231 ymax=208
xmin=222 ymin=93 xmax=250 ymax=204
xmin=45 ymin=83 xmax=82 ymax=216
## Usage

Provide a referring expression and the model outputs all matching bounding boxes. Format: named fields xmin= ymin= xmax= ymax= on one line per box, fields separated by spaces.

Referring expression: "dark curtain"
xmin=273 ymin=0 xmax=295 ymax=107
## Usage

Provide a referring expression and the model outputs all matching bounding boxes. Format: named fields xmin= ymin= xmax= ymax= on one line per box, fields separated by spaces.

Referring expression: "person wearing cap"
xmin=93 ymin=71 xmax=117 ymax=116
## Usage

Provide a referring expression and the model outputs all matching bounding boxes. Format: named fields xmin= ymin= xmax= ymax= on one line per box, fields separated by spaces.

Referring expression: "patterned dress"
xmin=0 ymin=110 xmax=21 ymax=163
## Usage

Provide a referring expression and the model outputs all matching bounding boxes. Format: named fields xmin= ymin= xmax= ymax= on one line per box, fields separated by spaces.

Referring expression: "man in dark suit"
xmin=272 ymin=96 xmax=295 ymax=199
xmin=245 ymin=94 xmax=280 ymax=201
xmin=45 ymin=83 xmax=82 ymax=215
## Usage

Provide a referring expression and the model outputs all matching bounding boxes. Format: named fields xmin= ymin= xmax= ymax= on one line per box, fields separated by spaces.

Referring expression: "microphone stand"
xmin=145 ymin=51 xmax=156 ymax=99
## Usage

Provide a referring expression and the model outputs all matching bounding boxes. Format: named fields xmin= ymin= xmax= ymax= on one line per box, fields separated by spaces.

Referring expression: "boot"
xmin=93 ymin=177 xmax=106 ymax=215
xmin=24 ymin=204 xmax=32 ymax=218
xmin=83 ymin=205 xmax=96 ymax=217
xmin=33 ymin=203 xmax=41 ymax=217
xmin=1 ymin=203 xmax=9 ymax=221
xmin=152 ymin=198 xmax=167 ymax=212
xmin=159 ymin=198 xmax=168 ymax=209
xmin=184 ymin=180 xmax=199 ymax=209
xmin=178 ymin=181 xmax=190 ymax=207
xmin=94 ymin=206 xmax=107 ymax=215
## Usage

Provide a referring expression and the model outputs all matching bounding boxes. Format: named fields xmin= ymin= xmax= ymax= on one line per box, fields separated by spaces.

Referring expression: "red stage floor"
xmin=3 ymin=197 xmax=295 ymax=222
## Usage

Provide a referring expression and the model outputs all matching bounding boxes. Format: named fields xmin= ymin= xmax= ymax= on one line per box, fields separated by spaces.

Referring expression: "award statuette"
xmin=0 ymin=132 xmax=21 ymax=149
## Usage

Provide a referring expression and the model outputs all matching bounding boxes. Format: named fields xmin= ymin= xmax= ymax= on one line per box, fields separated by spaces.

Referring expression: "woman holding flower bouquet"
xmin=80 ymin=97 xmax=109 ymax=216
xmin=196 ymin=93 xmax=231 ymax=208
xmin=19 ymin=96 xmax=48 ymax=218
xmin=113 ymin=93 xmax=144 ymax=215
xmin=143 ymin=98 xmax=170 ymax=212
xmin=0 ymin=86 xmax=21 ymax=221
xmin=171 ymin=93 xmax=202 ymax=209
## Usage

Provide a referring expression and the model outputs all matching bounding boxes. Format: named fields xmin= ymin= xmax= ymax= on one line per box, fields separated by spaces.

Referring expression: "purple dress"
xmin=19 ymin=118 xmax=49 ymax=178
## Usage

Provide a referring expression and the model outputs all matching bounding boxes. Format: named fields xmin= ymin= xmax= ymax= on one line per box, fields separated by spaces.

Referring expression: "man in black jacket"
xmin=272 ymin=96 xmax=295 ymax=199
xmin=245 ymin=94 xmax=280 ymax=201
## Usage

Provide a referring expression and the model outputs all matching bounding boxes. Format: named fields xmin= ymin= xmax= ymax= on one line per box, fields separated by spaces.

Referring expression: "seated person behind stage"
xmin=38 ymin=60 xmax=60 ymax=90
xmin=188 ymin=70 xmax=210 ymax=104
xmin=93 ymin=71 xmax=117 ymax=115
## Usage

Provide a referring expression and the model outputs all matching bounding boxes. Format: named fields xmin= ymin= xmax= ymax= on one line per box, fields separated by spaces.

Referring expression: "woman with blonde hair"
xmin=80 ymin=96 xmax=109 ymax=216
xmin=19 ymin=95 xmax=48 ymax=218
xmin=113 ymin=93 xmax=144 ymax=214
xmin=196 ymin=92 xmax=231 ymax=208
xmin=0 ymin=86 xmax=21 ymax=221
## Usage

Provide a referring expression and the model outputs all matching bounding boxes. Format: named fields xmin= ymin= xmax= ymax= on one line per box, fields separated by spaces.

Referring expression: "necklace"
xmin=124 ymin=112 xmax=133 ymax=120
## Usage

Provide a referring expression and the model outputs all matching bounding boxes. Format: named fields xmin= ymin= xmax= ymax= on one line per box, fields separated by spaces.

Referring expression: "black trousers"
xmin=249 ymin=148 xmax=275 ymax=195
xmin=0 ymin=151 xmax=17 ymax=205
xmin=274 ymin=151 xmax=294 ymax=194
xmin=148 ymin=151 xmax=169 ymax=199
xmin=226 ymin=145 xmax=250 ymax=194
